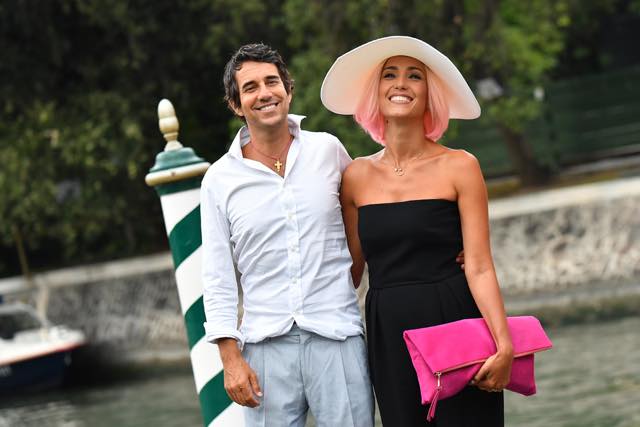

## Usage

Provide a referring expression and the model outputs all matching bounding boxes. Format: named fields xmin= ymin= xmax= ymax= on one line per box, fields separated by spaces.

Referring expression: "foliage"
xmin=0 ymin=0 xmax=637 ymax=276
xmin=461 ymin=0 xmax=569 ymax=131
xmin=282 ymin=0 xmax=571 ymax=183
xmin=284 ymin=0 xmax=388 ymax=157
xmin=0 ymin=0 xmax=288 ymax=275
xmin=0 ymin=94 xmax=150 ymax=254
xmin=282 ymin=0 xmax=639 ymax=184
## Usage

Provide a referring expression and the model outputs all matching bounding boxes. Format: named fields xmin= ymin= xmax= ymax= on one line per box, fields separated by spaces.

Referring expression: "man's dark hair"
xmin=223 ymin=43 xmax=293 ymax=112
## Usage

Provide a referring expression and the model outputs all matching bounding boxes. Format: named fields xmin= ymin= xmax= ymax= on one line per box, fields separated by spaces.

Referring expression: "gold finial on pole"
xmin=158 ymin=99 xmax=183 ymax=151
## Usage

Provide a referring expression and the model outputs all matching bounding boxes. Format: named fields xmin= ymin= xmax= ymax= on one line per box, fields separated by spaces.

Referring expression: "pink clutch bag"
xmin=403 ymin=316 xmax=553 ymax=421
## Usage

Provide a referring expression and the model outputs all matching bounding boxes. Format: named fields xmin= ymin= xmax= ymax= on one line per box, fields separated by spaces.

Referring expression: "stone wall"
xmin=47 ymin=270 xmax=187 ymax=355
xmin=492 ymin=194 xmax=640 ymax=293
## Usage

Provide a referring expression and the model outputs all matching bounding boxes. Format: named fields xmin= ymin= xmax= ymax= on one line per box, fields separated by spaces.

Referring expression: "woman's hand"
xmin=456 ymin=250 xmax=465 ymax=269
xmin=470 ymin=348 xmax=514 ymax=393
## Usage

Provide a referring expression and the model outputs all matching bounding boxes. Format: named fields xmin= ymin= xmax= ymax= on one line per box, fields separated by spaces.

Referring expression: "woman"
xmin=321 ymin=36 xmax=514 ymax=426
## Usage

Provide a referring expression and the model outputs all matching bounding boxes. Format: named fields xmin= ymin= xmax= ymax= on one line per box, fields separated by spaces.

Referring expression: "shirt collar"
xmin=228 ymin=114 xmax=306 ymax=160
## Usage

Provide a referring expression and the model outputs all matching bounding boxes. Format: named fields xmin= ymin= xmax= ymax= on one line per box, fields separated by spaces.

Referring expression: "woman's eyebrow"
xmin=383 ymin=65 xmax=423 ymax=73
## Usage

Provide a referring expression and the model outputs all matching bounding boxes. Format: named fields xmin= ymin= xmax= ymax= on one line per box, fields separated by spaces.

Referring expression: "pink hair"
xmin=354 ymin=60 xmax=450 ymax=145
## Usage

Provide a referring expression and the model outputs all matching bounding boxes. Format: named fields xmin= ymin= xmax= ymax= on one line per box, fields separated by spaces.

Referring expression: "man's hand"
xmin=218 ymin=338 xmax=262 ymax=407
xmin=456 ymin=250 xmax=465 ymax=270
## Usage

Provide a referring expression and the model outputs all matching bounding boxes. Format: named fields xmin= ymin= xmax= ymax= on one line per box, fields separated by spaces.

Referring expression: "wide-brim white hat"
xmin=321 ymin=36 xmax=480 ymax=119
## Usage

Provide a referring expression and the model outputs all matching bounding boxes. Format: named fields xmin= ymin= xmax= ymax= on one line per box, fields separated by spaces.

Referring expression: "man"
xmin=200 ymin=43 xmax=374 ymax=426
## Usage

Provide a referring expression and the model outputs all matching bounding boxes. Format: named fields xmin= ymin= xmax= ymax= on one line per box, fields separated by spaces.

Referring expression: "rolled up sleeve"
xmin=200 ymin=179 xmax=246 ymax=348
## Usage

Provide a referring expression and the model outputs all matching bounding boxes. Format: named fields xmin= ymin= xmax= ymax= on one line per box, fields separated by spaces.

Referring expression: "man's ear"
xmin=285 ymin=83 xmax=294 ymax=105
xmin=229 ymin=101 xmax=243 ymax=117
xmin=289 ymin=80 xmax=295 ymax=101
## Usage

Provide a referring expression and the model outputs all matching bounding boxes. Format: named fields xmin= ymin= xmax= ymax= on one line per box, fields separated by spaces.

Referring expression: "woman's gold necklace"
xmin=384 ymin=149 xmax=424 ymax=176
xmin=249 ymin=135 xmax=293 ymax=173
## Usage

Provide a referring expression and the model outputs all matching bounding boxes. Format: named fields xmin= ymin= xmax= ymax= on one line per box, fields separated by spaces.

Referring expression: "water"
xmin=504 ymin=317 xmax=640 ymax=427
xmin=1 ymin=317 xmax=639 ymax=427
xmin=0 ymin=372 xmax=203 ymax=427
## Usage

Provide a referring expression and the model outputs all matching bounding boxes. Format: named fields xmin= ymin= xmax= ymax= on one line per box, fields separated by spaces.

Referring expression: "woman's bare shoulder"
xmin=344 ymin=150 xmax=383 ymax=179
xmin=440 ymin=148 xmax=481 ymax=171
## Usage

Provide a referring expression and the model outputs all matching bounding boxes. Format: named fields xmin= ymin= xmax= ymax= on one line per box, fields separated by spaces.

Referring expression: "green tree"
xmin=283 ymin=0 xmax=389 ymax=157
xmin=1 ymin=0 xmax=636 ymax=276
xmin=452 ymin=0 xmax=571 ymax=185
xmin=283 ymin=0 xmax=574 ymax=185
xmin=0 ymin=0 xmax=289 ymax=276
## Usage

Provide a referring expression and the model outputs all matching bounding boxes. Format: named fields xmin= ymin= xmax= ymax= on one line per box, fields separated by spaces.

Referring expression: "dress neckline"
xmin=358 ymin=198 xmax=456 ymax=210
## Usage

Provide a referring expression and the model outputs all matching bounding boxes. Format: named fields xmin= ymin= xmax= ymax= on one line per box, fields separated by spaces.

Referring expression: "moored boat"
xmin=0 ymin=303 xmax=85 ymax=393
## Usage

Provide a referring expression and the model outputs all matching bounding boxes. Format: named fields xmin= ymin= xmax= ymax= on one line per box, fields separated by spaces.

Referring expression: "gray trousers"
xmin=242 ymin=324 xmax=374 ymax=427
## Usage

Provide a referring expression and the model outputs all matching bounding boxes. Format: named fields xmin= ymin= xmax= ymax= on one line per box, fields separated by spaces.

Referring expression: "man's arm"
xmin=200 ymin=179 xmax=262 ymax=407
xmin=217 ymin=338 xmax=262 ymax=406
xmin=339 ymin=159 xmax=366 ymax=287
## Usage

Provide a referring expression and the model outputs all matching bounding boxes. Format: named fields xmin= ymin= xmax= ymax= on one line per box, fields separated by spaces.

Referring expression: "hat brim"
xmin=320 ymin=36 xmax=480 ymax=119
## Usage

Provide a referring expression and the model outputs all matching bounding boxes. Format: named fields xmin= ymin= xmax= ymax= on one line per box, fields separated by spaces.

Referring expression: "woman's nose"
xmin=394 ymin=77 xmax=408 ymax=90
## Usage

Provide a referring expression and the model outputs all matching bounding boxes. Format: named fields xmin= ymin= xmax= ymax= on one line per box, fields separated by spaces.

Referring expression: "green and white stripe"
xmin=146 ymin=99 xmax=243 ymax=427
xmin=160 ymin=184 xmax=243 ymax=426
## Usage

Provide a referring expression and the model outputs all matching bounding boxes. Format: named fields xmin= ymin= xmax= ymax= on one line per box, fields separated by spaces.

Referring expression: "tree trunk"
xmin=498 ymin=125 xmax=551 ymax=187
xmin=12 ymin=225 xmax=32 ymax=284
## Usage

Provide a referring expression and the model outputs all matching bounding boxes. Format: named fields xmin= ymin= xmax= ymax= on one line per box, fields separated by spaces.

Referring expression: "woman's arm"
xmin=340 ymin=160 xmax=367 ymax=288
xmin=451 ymin=150 xmax=513 ymax=391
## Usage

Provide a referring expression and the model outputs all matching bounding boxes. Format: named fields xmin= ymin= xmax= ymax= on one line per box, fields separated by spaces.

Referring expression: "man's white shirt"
xmin=201 ymin=115 xmax=363 ymax=348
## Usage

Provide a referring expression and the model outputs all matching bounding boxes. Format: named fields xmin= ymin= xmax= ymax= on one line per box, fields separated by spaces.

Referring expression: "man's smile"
xmin=255 ymin=102 xmax=279 ymax=111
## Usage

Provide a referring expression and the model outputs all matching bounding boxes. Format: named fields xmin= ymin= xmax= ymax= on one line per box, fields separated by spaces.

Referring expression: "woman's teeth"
xmin=390 ymin=96 xmax=411 ymax=103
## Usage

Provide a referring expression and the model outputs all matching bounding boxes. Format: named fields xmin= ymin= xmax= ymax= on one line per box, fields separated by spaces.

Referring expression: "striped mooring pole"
xmin=145 ymin=99 xmax=244 ymax=426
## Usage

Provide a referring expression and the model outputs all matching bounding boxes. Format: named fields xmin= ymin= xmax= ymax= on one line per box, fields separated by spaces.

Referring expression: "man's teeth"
xmin=258 ymin=104 xmax=276 ymax=111
xmin=390 ymin=96 xmax=412 ymax=103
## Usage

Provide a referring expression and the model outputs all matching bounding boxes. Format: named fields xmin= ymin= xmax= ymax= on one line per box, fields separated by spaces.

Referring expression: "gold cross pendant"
xmin=274 ymin=160 xmax=283 ymax=172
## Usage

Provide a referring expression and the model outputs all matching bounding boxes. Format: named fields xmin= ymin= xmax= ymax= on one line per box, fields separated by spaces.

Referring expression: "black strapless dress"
xmin=359 ymin=199 xmax=503 ymax=427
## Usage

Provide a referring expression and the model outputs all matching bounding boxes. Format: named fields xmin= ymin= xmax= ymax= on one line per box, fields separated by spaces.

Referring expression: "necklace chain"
xmin=384 ymin=149 xmax=424 ymax=176
xmin=249 ymin=135 xmax=293 ymax=173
